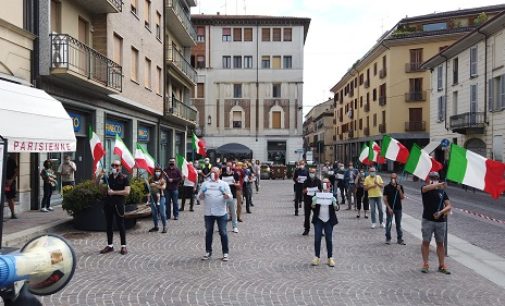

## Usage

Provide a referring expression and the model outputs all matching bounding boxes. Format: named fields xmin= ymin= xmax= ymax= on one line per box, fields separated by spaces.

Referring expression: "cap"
xmin=428 ymin=171 xmax=440 ymax=179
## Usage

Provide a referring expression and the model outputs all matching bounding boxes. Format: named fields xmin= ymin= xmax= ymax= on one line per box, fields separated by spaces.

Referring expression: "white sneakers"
xmin=47 ymin=207 xmax=54 ymax=211
xmin=222 ymin=253 xmax=229 ymax=261
xmin=371 ymin=223 xmax=377 ymax=228
xmin=233 ymin=227 xmax=239 ymax=233
xmin=40 ymin=208 xmax=48 ymax=212
xmin=380 ymin=223 xmax=385 ymax=228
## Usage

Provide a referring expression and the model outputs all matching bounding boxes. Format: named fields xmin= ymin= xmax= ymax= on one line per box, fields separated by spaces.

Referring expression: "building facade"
xmin=423 ymin=10 xmax=505 ymax=168
xmin=303 ymin=99 xmax=334 ymax=163
xmin=191 ymin=15 xmax=310 ymax=164
xmin=330 ymin=5 xmax=505 ymax=170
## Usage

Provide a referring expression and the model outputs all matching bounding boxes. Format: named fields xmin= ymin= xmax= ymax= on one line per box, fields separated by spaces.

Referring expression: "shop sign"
xmin=105 ymin=119 xmax=125 ymax=138
xmin=138 ymin=126 xmax=150 ymax=142
xmin=68 ymin=112 xmax=81 ymax=133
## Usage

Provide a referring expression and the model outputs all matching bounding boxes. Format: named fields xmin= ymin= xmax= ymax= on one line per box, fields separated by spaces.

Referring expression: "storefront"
xmin=104 ymin=116 xmax=131 ymax=168
xmin=64 ymin=110 xmax=92 ymax=184
xmin=159 ymin=128 xmax=173 ymax=168
xmin=267 ymin=141 xmax=286 ymax=164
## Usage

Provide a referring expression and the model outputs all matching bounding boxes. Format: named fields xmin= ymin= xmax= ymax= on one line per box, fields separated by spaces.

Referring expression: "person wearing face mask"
xmin=221 ymin=165 xmax=239 ymax=233
xmin=420 ymin=171 xmax=452 ymax=274
xmin=198 ymin=167 xmax=232 ymax=261
xmin=293 ymin=160 xmax=308 ymax=216
xmin=181 ymin=166 xmax=197 ymax=212
xmin=335 ymin=163 xmax=347 ymax=205
xmin=364 ymin=167 xmax=384 ymax=229
xmin=344 ymin=162 xmax=359 ymax=210
xmin=148 ymin=167 xmax=167 ymax=233
xmin=383 ymin=173 xmax=405 ymax=245
xmin=355 ymin=169 xmax=369 ymax=219
xmin=302 ymin=168 xmax=322 ymax=236
xmin=202 ymin=158 xmax=212 ymax=181
xmin=100 ymin=160 xmax=131 ymax=255
xmin=57 ymin=155 xmax=77 ymax=187
xmin=310 ymin=179 xmax=338 ymax=267
xmin=163 ymin=158 xmax=182 ymax=220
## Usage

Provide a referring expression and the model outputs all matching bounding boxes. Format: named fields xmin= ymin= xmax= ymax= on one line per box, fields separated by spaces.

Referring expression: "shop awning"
xmin=0 ymin=80 xmax=76 ymax=152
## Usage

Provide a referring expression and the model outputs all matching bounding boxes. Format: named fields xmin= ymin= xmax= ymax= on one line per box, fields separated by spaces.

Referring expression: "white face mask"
xmin=323 ymin=183 xmax=329 ymax=191
xmin=211 ymin=172 xmax=217 ymax=181
xmin=340 ymin=167 xmax=344 ymax=171
xmin=111 ymin=168 xmax=118 ymax=175
xmin=155 ymin=172 xmax=161 ymax=177
xmin=431 ymin=180 xmax=439 ymax=184
xmin=309 ymin=173 xmax=316 ymax=178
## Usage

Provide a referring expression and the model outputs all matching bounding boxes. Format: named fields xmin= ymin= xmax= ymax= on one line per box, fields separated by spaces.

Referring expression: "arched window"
xmin=269 ymin=104 xmax=284 ymax=129
xmin=230 ymin=105 xmax=245 ymax=129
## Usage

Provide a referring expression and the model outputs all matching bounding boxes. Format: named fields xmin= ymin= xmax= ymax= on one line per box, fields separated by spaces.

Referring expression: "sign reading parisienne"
xmin=10 ymin=141 xmax=74 ymax=152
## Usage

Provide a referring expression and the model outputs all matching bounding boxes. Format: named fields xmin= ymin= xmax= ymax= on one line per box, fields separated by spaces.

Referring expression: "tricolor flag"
xmin=192 ymin=133 xmax=206 ymax=157
xmin=113 ymin=134 xmax=135 ymax=173
xmin=381 ymin=135 xmax=409 ymax=164
xmin=135 ymin=144 xmax=155 ymax=175
xmin=404 ymin=143 xmax=443 ymax=180
xmin=369 ymin=141 xmax=386 ymax=164
xmin=176 ymin=154 xmax=198 ymax=185
xmin=88 ymin=126 xmax=105 ymax=175
xmin=446 ymin=144 xmax=505 ymax=199
xmin=359 ymin=144 xmax=372 ymax=165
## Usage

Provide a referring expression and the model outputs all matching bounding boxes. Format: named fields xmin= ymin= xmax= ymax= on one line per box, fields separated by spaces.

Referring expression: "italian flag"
xmin=192 ymin=133 xmax=206 ymax=157
xmin=88 ymin=127 xmax=105 ymax=175
xmin=135 ymin=144 xmax=155 ymax=175
xmin=359 ymin=144 xmax=372 ymax=165
xmin=446 ymin=144 xmax=505 ymax=199
xmin=369 ymin=141 xmax=386 ymax=164
xmin=381 ymin=135 xmax=409 ymax=164
xmin=176 ymin=154 xmax=198 ymax=185
xmin=404 ymin=143 xmax=443 ymax=180
xmin=113 ymin=134 xmax=135 ymax=173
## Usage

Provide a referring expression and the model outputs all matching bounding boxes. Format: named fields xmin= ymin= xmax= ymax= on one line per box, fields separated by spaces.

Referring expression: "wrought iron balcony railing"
xmin=167 ymin=0 xmax=197 ymax=42
xmin=165 ymin=97 xmax=197 ymax=123
xmin=449 ymin=112 xmax=485 ymax=134
xmin=405 ymin=121 xmax=426 ymax=132
xmin=167 ymin=46 xmax=197 ymax=84
xmin=405 ymin=91 xmax=426 ymax=102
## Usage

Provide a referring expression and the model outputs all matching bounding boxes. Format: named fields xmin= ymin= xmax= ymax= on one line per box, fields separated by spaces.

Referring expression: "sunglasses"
xmin=111 ymin=164 xmax=121 ymax=168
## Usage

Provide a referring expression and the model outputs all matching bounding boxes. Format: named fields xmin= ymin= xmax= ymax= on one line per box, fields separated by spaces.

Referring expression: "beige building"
xmin=303 ymin=99 xmax=334 ymax=163
xmin=423 ymin=10 xmax=505 ymax=167
xmin=330 ymin=5 xmax=505 ymax=170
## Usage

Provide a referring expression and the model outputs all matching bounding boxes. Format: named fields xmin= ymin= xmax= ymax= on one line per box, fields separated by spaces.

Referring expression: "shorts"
xmin=421 ymin=219 xmax=446 ymax=243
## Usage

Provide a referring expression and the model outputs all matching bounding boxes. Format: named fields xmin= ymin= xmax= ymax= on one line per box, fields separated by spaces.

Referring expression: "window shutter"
xmin=488 ymin=79 xmax=494 ymax=112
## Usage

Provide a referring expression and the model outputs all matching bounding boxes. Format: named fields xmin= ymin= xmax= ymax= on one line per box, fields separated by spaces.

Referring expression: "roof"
xmin=398 ymin=4 xmax=505 ymax=23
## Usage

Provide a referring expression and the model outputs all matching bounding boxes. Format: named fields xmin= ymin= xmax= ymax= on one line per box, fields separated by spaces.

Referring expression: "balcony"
xmin=405 ymin=91 xmax=426 ymax=102
xmin=405 ymin=62 xmax=426 ymax=73
xmin=364 ymin=127 xmax=370 ymax=136
xmin=50 ymin=34 xmax=122 ymax=93
xmin=405 ymin=121 xmax=426 ymax=132
xmin=73 ymin=0 xmax=122 ymax=14
xmin=164 ymin=97 xmax=198 ymax=124
xmin=379 ymin=123 xmax=386 ymax=133
xmin=379 ymin=69 xmax=387 ymax=79
xmin=364 ymin=80 xmax=370 ymax=88
xmin=166 ymin=0 xmax=197 ymax=46
xmin=364 ymin=102 xmax=370 ymax=112
xmin=379 ymin=96 xmax=386 ymax=106
xmin=449 ymin=112 xmax=485 ymax=134
xmin=167 ymin=47 xmax=197 ymax=86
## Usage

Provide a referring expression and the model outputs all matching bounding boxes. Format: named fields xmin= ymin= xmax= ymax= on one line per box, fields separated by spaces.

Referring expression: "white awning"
xmin=422 ymin=139 xmax=442 ymax=154
xmin=0 ymin=80 xmax=76 ymax=152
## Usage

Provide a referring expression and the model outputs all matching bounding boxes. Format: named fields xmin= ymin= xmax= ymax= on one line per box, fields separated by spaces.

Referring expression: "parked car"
xmin=270 ymin=164 xmax=287 ymax=180
xmin=260 ymin=163 xmax=271 ymax=179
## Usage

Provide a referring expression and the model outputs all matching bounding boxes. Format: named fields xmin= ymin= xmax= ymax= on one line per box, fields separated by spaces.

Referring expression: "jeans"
xmin=41 ymin=182 xmax=53 ymax=209
xmin=150 ymin=195 xmax=167 ymax=228
xmin=166 ymin=189 xmax=179 ymax=219
xmin=255 ymin=176 xmax=260 ymax=192
xmin=236 ymin=190 xmax=243 ymax=220
xmin=226 ymin=198 xmax=238 ymax=228
xmin=204 ymin=214 xmax=229 ymax=255
xmin=369 ymin=197 xmax=384 ymax=224
xmin=104 ymin=202 xmax=126 ymax=246
xmin=244 ymin=183 xmax=253 ymax=212
xmin=314 ymin=218 xmax=333 ymax=258
xmin=303 ymin=195 xmax=313 ymax=231
xmin=385 ymin=209 xmax=403 ymax=241
xmin=346 ymin=184 xmax=356 ymax=208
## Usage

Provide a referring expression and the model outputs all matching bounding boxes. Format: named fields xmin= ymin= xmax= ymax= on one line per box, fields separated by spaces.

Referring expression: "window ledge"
xmin=470 ymin=74 xmax=479 ymax=79
xmin=131 ymin=11 xmax=140 ymax=20
xmin=145 ymin=25 xmax=151 ymax=32
xmin=131 ymin=79 xmax=140 ymax=85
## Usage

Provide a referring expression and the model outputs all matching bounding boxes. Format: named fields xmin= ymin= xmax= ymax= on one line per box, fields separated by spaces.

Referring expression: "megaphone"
xmin=0 ymin=234 xmax=76 ymax=302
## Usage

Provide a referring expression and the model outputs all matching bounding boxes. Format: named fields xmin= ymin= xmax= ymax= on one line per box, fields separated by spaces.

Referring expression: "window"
xmin=50 ymin=0 xmax=61 ymax=33
xmin=156 ymin=66 xmax=162 ymax=94
xmin=233 ymin=84 xmax=242 ymax=98
xmin=359 ymin=74 xmax=364 ymax=85
xmin=409 ymin=78 xmax=423 ymax=93
xmin=197 ymin=26 xmax=205 ymax=42
xmin=283 ymin=28 xmax=292 ymax=41
xmin=131 ymin=0 xmax=137 ymax=15
xmin=144 ymin=0 xmax=151 ymax=28
xmin=244 ymin=28 xmax=253 ymax=41
xmin=470 ymin=47 xmax=478 ymax=77
xmin=423 ymin=22 xmax=447 ymax=31
xmin=262 ymin=28 xmax=270 ymax=41
xmin=453 ymin=57 xmax=459 ymax=84
xmin=272 ymin=111 xmax=282 ymax=129
xmin=283 ymin=56 xmax=292 ymax=69
xmin=452 ymin=91 xmax=458 ymax=116
xmin=222 ymin=56 xmax=231 ymax=69
xmin=437 ymin=96 xmax=445 ymax=122
xmin=232 ymin=111 xmax=242 ymax=128
xmin=197 ymin=83 xmax=204 ymax=98
xmin=491 ymin=75 xmax=505 ymax=111
xmin=373 ymin=63 xmax=377 ymax=76
xmin=273 ymin=83 xmax=281 ymax=98
xmin=196 ymin=55 xmax=205 ymax=69
xmin=372 ymin=88 xmax=377 ymax=101
xmin=470 ymin=84 xmax=478 ymax=113
xmin=272 ymin=56 xmax=281 ymax=69
xmin=155 ymin=11 xmax=161 ymax=39
xmin=244 ymin=56 xmax=253 ymax=68
xmin=233 ymin=28 xmax=242 ymax=41
xmin=437 ymin=65 xmax=443 ymax=91
xmin=131 ymin=47 xmax=139 ymax=82
xmin=113 ymin=33 xmax=123 ymax=65
xmin=261 ymin=56 xmax=270 ymax=69
xmin=144 ymin=57 xmax=151 ymax=89
xmin=233 ymin=56 xmax=242 ymax=69
xmin=222 ymin=28 xmax=231 ymax=41
xmin=273 ymin=28 xmax=281 ymax=41
xmin=373 ymin=114 xmax=377 ymax=127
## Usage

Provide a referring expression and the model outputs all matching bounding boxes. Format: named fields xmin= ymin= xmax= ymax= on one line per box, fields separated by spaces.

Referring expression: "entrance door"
xmin=75 ymin=136 xmax=92 ymax=184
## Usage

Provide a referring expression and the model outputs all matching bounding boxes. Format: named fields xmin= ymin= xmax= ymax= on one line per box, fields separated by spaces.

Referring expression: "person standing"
xmin=234 ymin=162 xmax=244 ymax=222
xmin=199 ymin=167 xmax=232 ymax=261
xmin=253 ymin=159 xmax=261 ymax=193
xmin=243 ymin=163 xmax=254 ymax=213
xmin=302 ymin=168 xmax=322 ymax=236
xmin=364 ymin=167 xmax=384 ymax=228
xmin=39 ymin=159 xmax=57 ymax=212
xmin=164 ymin=158 xmax=182 ymax=220
xmin=57 ymin=155 xmax=77 ymax=187
xmin=383 ymin=173 xmax=405 ymax=245
xmin=5 ymin=155 xmax=17 ymax=219
xmin=100 ymin=160 xmax=131 ymax=255
xmin=355 ymin=169 xmax=369 ymax=219
xmin=180 ymin=170 xmax=196 ymax=212
xmin=344 ymin=162 xmax=358 ymax=210
xmin=420 ymin=172 xmax=452 ymax=274
xmin=202 ymin=158 xmax=212 ymax=181
xmin=293 ymin=160 xmax=308 ymax=216
xmin=221 ymin=165 xmax=239 ymax=233
xmin=310 ymin=179 xmax=338 ymax=267
xmin=335 ymin=163 xmax=346 ymax=205
xmin=148 ymin=167 xmax=167 ymax=233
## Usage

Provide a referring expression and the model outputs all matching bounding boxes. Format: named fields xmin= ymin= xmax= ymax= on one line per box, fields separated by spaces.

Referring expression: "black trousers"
xmin=294 ymin=184 xmax=304 ymax=213
xmin=356 ymin=187 xmax=369 ymax=211
xmin=181 ymin=186 xmax=195 ymax=210
xmin=104 ymin=202 xmax=126 ymax=246
xmin=303 ymin=195 xmax=313 ymax=231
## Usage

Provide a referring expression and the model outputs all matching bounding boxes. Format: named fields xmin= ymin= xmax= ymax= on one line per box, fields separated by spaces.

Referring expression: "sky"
xmin=192 ymin=0 xmax=505 ymax=116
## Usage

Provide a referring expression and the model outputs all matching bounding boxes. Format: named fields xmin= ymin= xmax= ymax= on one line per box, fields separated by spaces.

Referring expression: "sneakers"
xmin=364 ymin=215 xmax=369 ymax=219
xmin=371 ymin=223 xmax=377 ymax=229
xmin=421 ymin=264 xmax=429 ymax=273
xmin=380 ymin=223 xmax=385 ymax=228
xmin=120 ymin=246 xmax=127 ymax=255
xmin=40 ymin=208 xmax=48 ymax=212
xmin=222 ymin=254 xmax=229 ymax=261
xmin=302 ymin=230 xmax=309 ymax=236
xmin=100 ymin=246 xmax=114 ymax=254
xmin=233 ymin=227 xmax=239 ymax=233
xmin=397 ymin=240 xmax=406 ymax=245
xmin=311 ymin=257 xmax=320 ymax=266
xmin=202 ymin=252 xmax=211 ymax=260
xmin=438 ymin=266 xmax=451 ymax=275
xmin=161 ymin=227 xmax=167 ymax=233
xmin=47 ymin=207 xmax=54 ymax=211
xmin=385 ymin=239 xmax=391 ymax=245
xmin=148 ymin=227 xmax=159 ymax=232
xmin=328 ymin=258 xmax=335 ymax=267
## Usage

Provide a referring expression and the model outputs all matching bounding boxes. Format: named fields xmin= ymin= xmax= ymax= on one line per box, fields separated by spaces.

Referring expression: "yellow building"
xmin=330 ymin=4 xmax=505 ymax=170
xmin=303 ymin=99 xmax=334 ymax=163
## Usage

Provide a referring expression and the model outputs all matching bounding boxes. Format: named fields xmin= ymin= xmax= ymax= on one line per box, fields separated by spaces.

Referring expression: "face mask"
xmin=211 ymin=173 xmax=217 ymax=181
xmin=205 ymin=161 xmax=209 ymax=164
xmin=360 ymin=172 xmax=364 ymax=176
xmin=226 ymin=167 xmax=231 ymax=173
xmin=155 ymin=172 xmax=161 ymax=177
xmin=431 ymin=180 xmax=439 ymax=184
xmin=111 ymin=168 xmax=118 ymax=175
xmin=391 ymin=178 xmax=396 ymax=185
xmin=340 ymin=167 xmax=344 ymax=171
xmin=299 ymin=165 xmax=304 ymax=169
xmin=349 ymin=166 xmax=353 ymax=170
xmin=323 ymin=183 xmax=329 ymax=191
xmin=309 ymin=173 xmax=316 ymax=179
xmin=370 ymin=172 xmax=376 ymax=177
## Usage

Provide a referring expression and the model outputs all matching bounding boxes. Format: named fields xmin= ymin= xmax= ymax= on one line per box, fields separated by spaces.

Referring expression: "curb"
xmin=2 ymin=217 xmax=73 ymax=247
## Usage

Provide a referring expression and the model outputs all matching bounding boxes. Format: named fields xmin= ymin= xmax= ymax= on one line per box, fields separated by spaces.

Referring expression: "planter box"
xmin=72 ymin=200 xmax=137 ymax=231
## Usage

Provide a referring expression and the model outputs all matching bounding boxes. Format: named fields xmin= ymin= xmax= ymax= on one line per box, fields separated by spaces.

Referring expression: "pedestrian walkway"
xmin=37 ymin=180 xmax=505 ymax=306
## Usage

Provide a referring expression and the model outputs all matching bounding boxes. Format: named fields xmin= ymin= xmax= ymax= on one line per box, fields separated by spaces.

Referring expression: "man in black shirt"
xmin=302 ymin=168 xmax=322 ymax=235
xmin=100 ymin=160 xmax=131 ymax=255
xmin=383 ymin=173 xmax=405 ymax=245
xmin=420 ymin=171 xmax=452 ymax=274
xmin=293 ymin=160 xmax=308 ymax=216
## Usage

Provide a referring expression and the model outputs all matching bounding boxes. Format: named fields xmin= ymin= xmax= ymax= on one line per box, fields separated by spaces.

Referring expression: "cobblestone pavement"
xmin=27 ymin=180 xmax=505 ymax=305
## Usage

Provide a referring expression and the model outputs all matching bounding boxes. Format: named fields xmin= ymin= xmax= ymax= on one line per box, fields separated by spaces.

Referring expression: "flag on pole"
xmin=113 ymin=134 xmax=135 ymax=173
xmin=368 ymin=141 xmax=386 ymax=164
xmin=381 ymin=135 xmax=409 ymax=164
xmin=446 ymin=144 xmax=505 ymax=199
xmin=404 ymin=143 xmax=443 ymax=180
xmin=192 ymin=133 xmax=207 ymax=157
xmin=88 ymin=126 xmax=105 ymax=175
xmin=176 ymin=154 xmax=198 ymax=185
xmin=135 ymin=144 xmax=155 ymax=175
xmin=358 ymin=144 xmax=372 ymax=165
